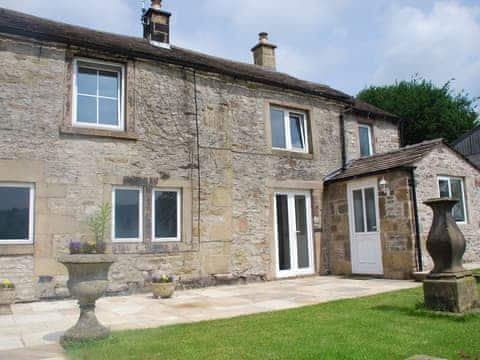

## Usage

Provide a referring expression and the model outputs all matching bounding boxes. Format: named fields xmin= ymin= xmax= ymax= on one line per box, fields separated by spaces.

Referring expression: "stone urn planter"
xmin=0 ymin=286 xmax=16 ymax=315
xmin=59 ymin=254 xmax=115 ymax=345
xmin=423 ymin=198 xmax=478 ymax=313
xmin=152 ymin=282 xmax=175 ymax=299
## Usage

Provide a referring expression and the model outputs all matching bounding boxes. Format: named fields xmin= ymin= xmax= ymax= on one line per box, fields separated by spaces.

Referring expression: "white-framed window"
xmin=152 ymin=189 xmax=181 ymax=242
xmin=72 ymin=58 xmax=125 ymax=131
xmin=0 ymin=184 xmax=34 ymax=244
xmin=112 ymin=187 xmax=143 ymax=243
xmin=359 ymin=124 xmax=373 ymax=157
xmin=438 ymin=176 xmax=467 ymax=223
xmin=270 ymin=107 xmax=309 ymax=153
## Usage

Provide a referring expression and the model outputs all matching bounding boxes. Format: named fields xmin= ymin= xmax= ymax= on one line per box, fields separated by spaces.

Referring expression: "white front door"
xmin=347 ymin=179 xmax=383 ymax=275
xmin=274 ymin=191 xmax=315 ymax=278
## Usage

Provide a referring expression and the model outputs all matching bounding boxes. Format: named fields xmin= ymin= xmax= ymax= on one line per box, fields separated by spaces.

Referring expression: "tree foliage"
xmin=357 ymin=77 xmax=478 ymax=145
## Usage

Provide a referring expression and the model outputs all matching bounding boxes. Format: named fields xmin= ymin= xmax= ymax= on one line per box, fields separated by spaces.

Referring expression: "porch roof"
xmin=324 ymin=139 xmax=445 ymax=183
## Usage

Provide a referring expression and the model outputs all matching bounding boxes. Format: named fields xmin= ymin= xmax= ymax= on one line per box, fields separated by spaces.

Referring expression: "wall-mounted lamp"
xmin=379 ymin=177 xmax=389 ymax=194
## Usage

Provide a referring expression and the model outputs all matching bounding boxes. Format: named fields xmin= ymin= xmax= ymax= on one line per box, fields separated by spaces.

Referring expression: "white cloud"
xmin=373 ymin=1 xmax=480 ymax=97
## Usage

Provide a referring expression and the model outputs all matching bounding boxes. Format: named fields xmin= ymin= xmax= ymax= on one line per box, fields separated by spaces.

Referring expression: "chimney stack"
xmin=251 ymin=32 xmax=277 ymax=70
xmin=142 ymin=0 xmax=171 ymax=48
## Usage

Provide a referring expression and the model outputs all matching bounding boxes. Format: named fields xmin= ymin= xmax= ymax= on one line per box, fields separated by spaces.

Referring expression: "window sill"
xmin=59 ymin=126 xmax=139 ymax=141
xmin=272 ymin=149 xmax=313 ymax=160
xmin=0 ymin=244 xmax=34 ymax=256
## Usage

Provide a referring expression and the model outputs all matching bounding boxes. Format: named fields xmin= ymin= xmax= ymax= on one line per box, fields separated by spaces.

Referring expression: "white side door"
xmin=274 ymin=191 xmax=315 ymax=278
xmin=347 ymin=179 xmax=383 ymax=275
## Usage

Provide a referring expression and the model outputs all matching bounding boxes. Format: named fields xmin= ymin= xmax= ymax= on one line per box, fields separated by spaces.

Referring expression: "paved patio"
xmin=0 ymin=275 xmax=422 ymax=359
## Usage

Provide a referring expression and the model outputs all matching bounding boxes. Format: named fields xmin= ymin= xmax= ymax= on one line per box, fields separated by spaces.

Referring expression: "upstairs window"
xmin=438 ymin=176 xmax=467 ymax=223
xmin=73 ymin=58 xmax=125 ymax=131
xmin=0 ymin=184 xmax=34 ymax=244
xmin=270 ymin=107 xmax=309 ymax=153
xmin=359 ymin=124 xmax=373 ymax=157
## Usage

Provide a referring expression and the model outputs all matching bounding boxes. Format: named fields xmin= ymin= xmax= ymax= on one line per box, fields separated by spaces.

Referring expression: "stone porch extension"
xmin=0 ymin=275 xmax=422 ymax=359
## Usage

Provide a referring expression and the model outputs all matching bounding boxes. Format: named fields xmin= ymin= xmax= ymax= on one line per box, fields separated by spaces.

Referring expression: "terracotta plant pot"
xmin=152 ymin=282 xmax=175 ymax=299
xmin=0 ymin=288 xmax=16 ymax=315
xmin=58 ymin=254 xmax=115 ymax=345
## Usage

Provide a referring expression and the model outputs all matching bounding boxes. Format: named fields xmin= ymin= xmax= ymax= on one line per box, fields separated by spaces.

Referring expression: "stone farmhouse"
xmin=0 ymin=2 xmax=479 ymax=302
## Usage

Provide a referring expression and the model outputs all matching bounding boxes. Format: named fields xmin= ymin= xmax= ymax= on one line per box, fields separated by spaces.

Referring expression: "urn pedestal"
xmin=423 ymin=199 xmax=478 ymax=313
xmin=59 ymin=255 xmax=115 ymax=345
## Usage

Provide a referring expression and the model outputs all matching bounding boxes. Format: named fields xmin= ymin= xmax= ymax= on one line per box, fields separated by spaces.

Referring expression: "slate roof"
xmin=325 ymin=139 xmax=445 ymax=183
xmin=452 ymin=125 xmax=480 ymax=147
xmin=0 ymin=7 xmax=397 ymax=120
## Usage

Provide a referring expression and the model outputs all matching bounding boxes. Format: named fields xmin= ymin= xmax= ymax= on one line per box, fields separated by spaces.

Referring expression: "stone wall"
xmin=323 ymin=170 xmax=416 ymax=279
xmin=414 ymin=145 xmax=480 ymax=269
xmin=378 ymin=171 xmax=417 ymax=279
xmin=0 ymin=35 xmax=368 ymax=300
xmin=344 ymin=114 xmax=400 ymax=162
xmin=0 ymin=256 xmax=34 ymax=300
xmin=0 ymin=33 xmax=417 ymax=300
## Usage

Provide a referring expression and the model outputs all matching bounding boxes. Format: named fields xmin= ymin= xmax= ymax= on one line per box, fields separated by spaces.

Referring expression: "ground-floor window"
xmin=152 ymin=189 xmax=181 ymax=242
xmin=438 ymin=176 xmax=467 ymax=223
xmin=112 ymin=187 xmax=143 ymax=242
xmin=0 ymin=184 xmax=34 ymax=244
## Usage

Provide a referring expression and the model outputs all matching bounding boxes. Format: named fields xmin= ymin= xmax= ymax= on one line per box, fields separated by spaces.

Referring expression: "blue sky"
xmin=1 ymin=0 xmax=479 ymax=101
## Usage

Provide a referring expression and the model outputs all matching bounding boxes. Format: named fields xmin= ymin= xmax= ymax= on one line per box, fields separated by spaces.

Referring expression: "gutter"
xmin=409 ymin=167 xmax=423 ymax=272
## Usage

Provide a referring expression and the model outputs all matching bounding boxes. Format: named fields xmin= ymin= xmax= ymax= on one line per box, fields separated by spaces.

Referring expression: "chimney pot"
xmin=259 ymin=32 xmax=269 ymax=42
xmin=151 ymin=0 xmax=162 ymax=10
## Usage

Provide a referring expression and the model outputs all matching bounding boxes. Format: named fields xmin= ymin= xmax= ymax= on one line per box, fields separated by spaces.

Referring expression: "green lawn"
xmin=66 ymin=285 xmax=480 ymax=360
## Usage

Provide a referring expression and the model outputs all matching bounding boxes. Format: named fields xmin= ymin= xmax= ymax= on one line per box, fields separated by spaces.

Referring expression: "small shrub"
xmin=87 ymin=203 xmax=111 ymax=252
xmin=69 ymin=203 xmax=111 ymax=255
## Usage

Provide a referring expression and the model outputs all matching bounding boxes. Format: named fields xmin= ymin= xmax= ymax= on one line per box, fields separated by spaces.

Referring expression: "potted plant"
xmin=58 ymin=203 xmax=116 ymax=345
xmin=0 ymin=280 xmax=16 ymax=315
xmin=151 ymin=273 xmax=175 ymax=299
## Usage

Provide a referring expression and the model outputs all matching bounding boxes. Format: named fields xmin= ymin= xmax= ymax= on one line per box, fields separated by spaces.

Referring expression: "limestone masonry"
xmin=0 ymin=6 xmax=479 ymax=302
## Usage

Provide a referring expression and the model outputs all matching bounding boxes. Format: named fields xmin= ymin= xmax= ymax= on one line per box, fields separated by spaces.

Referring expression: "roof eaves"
xmin=324 ymin=165 xmax=415 ymax=184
